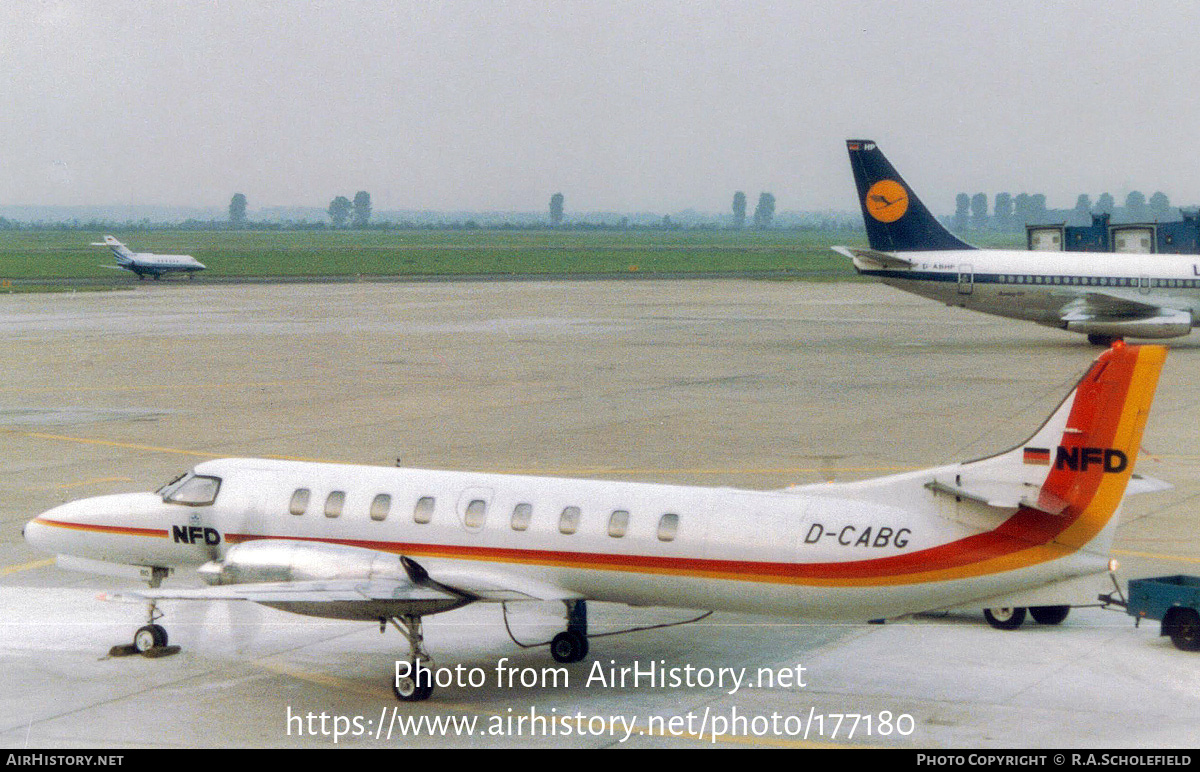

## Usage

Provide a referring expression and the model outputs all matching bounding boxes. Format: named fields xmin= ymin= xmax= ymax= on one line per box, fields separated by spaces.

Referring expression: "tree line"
xmin=952 ymin=190 xmax=1178 ymax=232
xmin=546 ymin=191 xmax=780 ymax=229
xmin=1 ymin=190 xmax=859 ymax=232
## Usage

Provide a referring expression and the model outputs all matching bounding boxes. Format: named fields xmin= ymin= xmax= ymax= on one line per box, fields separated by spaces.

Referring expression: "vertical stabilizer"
xmin=845 ymin=140 xmax=975 ymax=252
xmin=91 ymin=235 xmax=135 ymax=265
xmin=957 ymin=341 xmax=1167 ymax=554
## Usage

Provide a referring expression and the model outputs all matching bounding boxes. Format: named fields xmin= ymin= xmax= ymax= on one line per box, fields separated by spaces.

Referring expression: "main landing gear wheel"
xmin=393 ymin=663 xmax=435 ymax=702
xmin=984 ymin=606 xmax=1027 ymax=630
xmin=550 ymin=630 xmax=589 ymax=663
xmin=549 ymin=599 xmax=590 ymax=664
xmin=388 ymin=614 xmax=435 ymax=701
xmin=1088 ymin=333 xmax=1119 ymax=346
xmin=1029 ymin=605 xmax=1071 ymax=625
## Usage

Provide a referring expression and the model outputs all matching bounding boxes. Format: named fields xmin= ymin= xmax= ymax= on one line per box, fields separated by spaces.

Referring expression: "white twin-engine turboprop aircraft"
xmin=90 ymin=235 xmax=206 ymax=280
xmin=25 ymin=343 xmax=1167 ymax=701
xmin=837 ymin=140 xmax=1200 ymax=344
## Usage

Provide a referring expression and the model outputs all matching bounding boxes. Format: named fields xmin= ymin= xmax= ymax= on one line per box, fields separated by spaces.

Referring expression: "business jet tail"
xmin=845 ymin=139 xmax=975 ymax=252
xmin=89 ymin=235 xmax=136 ymax=265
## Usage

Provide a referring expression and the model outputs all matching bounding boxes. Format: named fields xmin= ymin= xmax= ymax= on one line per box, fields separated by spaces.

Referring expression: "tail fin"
xmin=845 ymin=139 xmax=975 ymax=252
xmin=787 ymin=343 xmax=1166 ymax=590
xmin=89 ymin=236 xmax=135 ymax=264
xmin=955 ymin=342 xmax=1166 ymax=552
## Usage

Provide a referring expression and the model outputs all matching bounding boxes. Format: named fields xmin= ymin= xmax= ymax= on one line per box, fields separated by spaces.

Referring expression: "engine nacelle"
xmin=1067 ymin=311 xmax=1193 ymax=340
xmin=199 ymin=540 xmax=405 ymax=586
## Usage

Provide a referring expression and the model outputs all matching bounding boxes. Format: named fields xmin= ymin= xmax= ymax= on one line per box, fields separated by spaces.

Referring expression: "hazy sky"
xmin=5 ymin=1 xmax=1200 ymax=214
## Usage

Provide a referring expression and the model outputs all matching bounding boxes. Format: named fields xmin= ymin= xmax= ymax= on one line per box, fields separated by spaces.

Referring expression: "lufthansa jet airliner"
xmin=837 ymin=140 xmax=1200 ymax=344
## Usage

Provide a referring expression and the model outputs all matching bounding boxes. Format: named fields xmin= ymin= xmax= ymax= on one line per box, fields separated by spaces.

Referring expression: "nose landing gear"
xmin=109 ymin=568 xmax=181 ymax=658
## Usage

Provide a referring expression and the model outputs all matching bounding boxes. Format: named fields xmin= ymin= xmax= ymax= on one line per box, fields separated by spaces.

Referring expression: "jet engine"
xmin=1065 ymin=310 xmax=1193 ymax=340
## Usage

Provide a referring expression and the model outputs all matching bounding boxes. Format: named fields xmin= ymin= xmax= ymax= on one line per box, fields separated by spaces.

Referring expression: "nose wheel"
xmin=134 ymin=623 xmax=168 ymax=652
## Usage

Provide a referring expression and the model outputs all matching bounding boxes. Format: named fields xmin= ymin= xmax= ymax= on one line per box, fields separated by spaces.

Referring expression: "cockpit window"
xmin=162 ymin=473 xmax=222 ymax=506
xmin=154 ymin=472 xmax=188 ymax=496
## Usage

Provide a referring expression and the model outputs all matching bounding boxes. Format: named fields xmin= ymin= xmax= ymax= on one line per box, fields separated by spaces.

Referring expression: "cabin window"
xmin=414 ymin=496 xmax=435 ymax=524
xmin=657 ymin=513 xmax=680 ymax=542
xmin=325 ymin=491 xmax=345 ymax=518
xmin=464 ymin=499 xmax=487 ymax=529
xmin=558 ymin=506 xmax=582 ymax=535
xmin=289 ymin=488 xmax=310 ymax=516
xmin=162 ymin=474 xmax=221 ymax=506
xmin=370 ymin=494 xmax=391 ymax=521
xmin=511 ymin=503 xmax=532 ymax=531
xmin=607 ymin=510 xmax=630 ymax=538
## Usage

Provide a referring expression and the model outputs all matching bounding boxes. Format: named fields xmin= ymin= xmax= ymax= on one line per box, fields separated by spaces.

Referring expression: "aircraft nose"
xmin=24 ymin=496 xmax=129 ymax=555
xmin=23 ymin=515 xmax=54 ymax=554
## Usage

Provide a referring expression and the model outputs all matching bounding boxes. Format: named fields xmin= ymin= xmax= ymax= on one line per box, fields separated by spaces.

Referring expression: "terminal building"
xmin=1028 ymin=211 xmax=1200 ymax=254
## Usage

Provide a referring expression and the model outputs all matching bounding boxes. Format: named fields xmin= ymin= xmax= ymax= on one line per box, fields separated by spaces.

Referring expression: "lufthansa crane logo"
xmin=865 ymin=180 xmax=909 ymax=223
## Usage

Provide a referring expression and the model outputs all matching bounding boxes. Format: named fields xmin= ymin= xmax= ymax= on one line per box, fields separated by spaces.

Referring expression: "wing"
xmin=104 ymin=556 xmax=582 ymax=622
xmin=1063 ymin=291 xmax=1171 ymax=320
xmin=831 ymin=245 xmax=915 ymax=270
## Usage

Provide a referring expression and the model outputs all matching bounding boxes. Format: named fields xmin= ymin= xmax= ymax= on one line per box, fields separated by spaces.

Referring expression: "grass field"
xmin=0 ymin=228 xmax=1026 ymax=288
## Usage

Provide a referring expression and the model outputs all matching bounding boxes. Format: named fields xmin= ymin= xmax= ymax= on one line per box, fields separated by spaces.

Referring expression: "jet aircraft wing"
xmin=831 ymin=245 xmax=915 ymax=270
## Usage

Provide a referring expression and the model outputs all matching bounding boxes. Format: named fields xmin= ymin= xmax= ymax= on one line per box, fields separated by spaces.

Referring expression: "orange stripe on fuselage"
xmin=33 ymin=517 xmax=168 ymax=540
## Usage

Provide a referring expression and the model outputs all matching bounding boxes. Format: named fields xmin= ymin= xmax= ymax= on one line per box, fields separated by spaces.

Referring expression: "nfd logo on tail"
xmin=1027 ymin=446 xmax=1129 ymax=474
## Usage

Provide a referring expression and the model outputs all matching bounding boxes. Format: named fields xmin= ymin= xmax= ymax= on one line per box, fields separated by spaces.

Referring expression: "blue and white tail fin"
xmin=90 ymin=235 xmax=136 ymax=266
xmin=845 ymin=140 xmax=975 ymax=252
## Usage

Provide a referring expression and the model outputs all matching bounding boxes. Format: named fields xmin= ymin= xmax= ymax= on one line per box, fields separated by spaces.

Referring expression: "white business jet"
xmin=24 ymin=342 xmax=1167 ymax=700
xmin=837 ymin=140 xmax=1200 ymax=344
xmin=91 ymin=235 xmax=206 ymax=280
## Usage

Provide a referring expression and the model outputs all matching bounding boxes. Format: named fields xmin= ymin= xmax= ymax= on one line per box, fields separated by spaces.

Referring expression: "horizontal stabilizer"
xmin=924 ymin=478 xmax=1069 ymax=515
xmin=1125 ymin=473 xmax=1173 ymax=496
xmin=831 ymin=245 xmax=914 ymax=270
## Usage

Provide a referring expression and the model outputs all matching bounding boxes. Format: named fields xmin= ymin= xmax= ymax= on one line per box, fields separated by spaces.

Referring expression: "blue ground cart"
xmin=1102 ymin=575 xmax=1200 ymax=651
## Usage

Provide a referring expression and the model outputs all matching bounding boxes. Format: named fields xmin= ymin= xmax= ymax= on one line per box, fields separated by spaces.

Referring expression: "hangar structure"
xmin=1028 ymin=211 xmax=1200 ymax=254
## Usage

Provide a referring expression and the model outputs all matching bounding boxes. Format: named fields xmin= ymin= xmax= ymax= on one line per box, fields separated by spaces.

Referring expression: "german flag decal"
xmin=1023 ymin=447 xmax=1051 ymax=465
